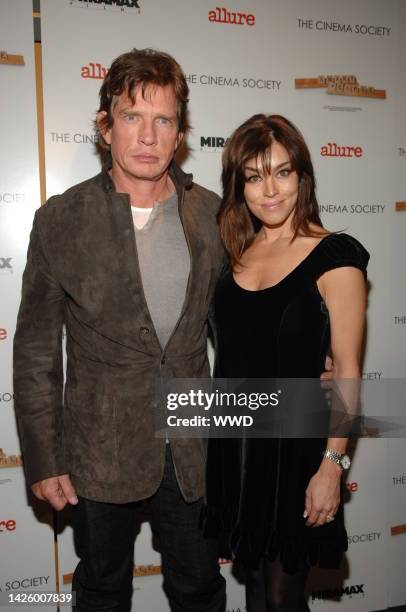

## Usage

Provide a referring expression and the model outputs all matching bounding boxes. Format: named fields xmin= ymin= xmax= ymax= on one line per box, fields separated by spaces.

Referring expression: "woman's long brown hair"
xmin=218 ymin=114 xmax=323 ymax=267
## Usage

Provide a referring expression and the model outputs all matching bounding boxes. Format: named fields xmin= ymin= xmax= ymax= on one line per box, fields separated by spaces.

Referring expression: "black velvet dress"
xmin=205 ymin=233 xmax=369 ymax=573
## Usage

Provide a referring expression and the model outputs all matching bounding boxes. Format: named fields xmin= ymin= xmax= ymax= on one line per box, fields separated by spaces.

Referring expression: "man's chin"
xmin=129 ymin=165 xmax=168 ymax=182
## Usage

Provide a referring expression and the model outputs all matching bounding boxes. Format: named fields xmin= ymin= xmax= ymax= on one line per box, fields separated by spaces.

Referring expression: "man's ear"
xmin=97 ymin=111 xmax=111 ymax=145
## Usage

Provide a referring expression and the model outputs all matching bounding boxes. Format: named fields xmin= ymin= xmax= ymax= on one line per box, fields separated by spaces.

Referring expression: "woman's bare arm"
xmin=304 ymin=266 xmax=367 ymax=527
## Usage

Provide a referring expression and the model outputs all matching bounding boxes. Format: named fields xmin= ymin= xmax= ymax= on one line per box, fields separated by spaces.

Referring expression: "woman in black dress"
xmin=205 ymin=115 xmax=369 ymax=611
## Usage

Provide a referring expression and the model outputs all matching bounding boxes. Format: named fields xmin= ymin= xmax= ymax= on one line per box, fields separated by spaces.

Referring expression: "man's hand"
xmin=31 ymin=474 xmax=78 ymax=511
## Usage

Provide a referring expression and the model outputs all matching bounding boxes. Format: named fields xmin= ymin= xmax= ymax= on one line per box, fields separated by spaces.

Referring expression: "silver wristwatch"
xmin=323 ymin=448 xmax=351 ymax=470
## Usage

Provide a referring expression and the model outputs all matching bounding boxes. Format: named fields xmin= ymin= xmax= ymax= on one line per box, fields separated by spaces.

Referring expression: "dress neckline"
xmin=231 ymin=233 xmax=333 ymax=293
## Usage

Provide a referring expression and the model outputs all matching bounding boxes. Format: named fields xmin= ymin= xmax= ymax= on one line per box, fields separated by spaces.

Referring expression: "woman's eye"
xmin=246 ymin=175 xmax=261 ymax=183
xmin=278 ymin=169 xmax=291 ymax=177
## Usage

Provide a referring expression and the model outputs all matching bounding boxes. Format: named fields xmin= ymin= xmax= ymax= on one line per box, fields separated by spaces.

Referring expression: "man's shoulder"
xmin=38 ymin=172 xmax=105 ymax=216
xmin=188 ymin=181 xmax=221 ymax=211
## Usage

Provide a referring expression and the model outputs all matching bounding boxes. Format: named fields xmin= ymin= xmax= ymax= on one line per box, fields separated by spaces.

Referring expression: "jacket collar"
xmin=97 ymin=154 xmax=193 ymax=195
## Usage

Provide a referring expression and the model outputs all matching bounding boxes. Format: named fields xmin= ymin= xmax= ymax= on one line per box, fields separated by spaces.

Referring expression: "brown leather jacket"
xmin=13 ymin=162 xmax=224 ymax=503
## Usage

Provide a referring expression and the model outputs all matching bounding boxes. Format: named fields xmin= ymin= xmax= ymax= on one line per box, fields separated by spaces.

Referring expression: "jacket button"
xmin=140 ymin=326 xmax=150 ymax=335
xmin=161 ymin=356 xmax=166 ymax=365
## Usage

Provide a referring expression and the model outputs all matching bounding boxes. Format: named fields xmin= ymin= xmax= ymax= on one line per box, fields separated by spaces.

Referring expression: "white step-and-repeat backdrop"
xmin=1 ymin=0 xmax=405 ymax=610
xmin=0 ymin=2 xmax=56 ymax=612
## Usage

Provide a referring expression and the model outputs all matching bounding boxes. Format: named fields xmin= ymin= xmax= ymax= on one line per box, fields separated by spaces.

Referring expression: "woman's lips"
xmin=261 ymin=200 xmax=282 ymax=211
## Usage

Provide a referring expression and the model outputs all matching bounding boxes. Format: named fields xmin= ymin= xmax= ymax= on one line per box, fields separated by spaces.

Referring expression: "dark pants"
xmin=72 ymin=446 xmax=226 ymax=612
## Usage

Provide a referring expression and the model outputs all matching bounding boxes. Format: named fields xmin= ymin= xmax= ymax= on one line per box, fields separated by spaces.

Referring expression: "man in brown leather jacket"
xmin=14 ymin=48 xmax=225 ymax=612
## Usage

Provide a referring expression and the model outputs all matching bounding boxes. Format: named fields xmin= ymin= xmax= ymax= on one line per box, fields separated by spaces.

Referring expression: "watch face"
xmin=341 ymin=455 xmax=351 ymax=470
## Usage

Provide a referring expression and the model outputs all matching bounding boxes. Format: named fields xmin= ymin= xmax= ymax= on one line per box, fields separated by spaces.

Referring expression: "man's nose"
xmin=139 ymin=119 xmax=157 ymax=146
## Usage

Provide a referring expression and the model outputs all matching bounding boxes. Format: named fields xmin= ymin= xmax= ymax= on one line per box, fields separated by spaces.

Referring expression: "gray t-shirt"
xmin=131 ymin=192 xmax=190 ymax=349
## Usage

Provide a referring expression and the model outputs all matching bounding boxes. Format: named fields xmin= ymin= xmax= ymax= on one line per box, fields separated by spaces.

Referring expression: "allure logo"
xmin=208 ymin=7 xmax=255 ymax=26
xmin=81 ymin=62 xmax=108 ymax=80
xmin=0 ymin=519 xmax=16 ymax=532
xmin=321 ymin=143 xmax=363 ymax=158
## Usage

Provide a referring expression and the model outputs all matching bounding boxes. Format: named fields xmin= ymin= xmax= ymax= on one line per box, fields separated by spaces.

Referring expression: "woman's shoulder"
xmin=310 ymin=231 xmax=370 ymax=277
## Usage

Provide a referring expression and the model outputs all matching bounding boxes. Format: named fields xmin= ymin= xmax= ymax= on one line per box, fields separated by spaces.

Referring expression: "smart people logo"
xmin=132 ymin=565 xmax=161 ymax=578
xmin=63 ymin=564 xmax=162 ymax=584
xmin=0 ymin=51 xmax=25 ymax=67
xmin=391 ymin=523 xmax=406 ymax=536
xmin=208 ymin=6 xmax=255 ymax=26
xmin=0 ymin=449 xmax=22 ymax=469
xmin=69 ymin=0 xmax=140 ymax=12
xmin=295 ymin=74 xmax=386 ymax=100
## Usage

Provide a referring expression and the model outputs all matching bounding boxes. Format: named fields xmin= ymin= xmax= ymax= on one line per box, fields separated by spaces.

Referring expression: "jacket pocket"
xmin=64 ymin=388 xmax=119 ymax=483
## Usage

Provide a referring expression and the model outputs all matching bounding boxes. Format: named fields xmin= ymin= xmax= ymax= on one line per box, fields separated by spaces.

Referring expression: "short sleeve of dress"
xmin=311 ymin=233 xmax=369 ymax=280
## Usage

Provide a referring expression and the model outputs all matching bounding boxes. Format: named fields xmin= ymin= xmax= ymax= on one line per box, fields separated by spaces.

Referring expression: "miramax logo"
xmin=200 ymin=136 xmax=229 ymax=151
xmin=312 ymin=583 xmax=365 ymax=602
xmin=0 ymin=257 xmax=13 ymax=273
xmin=295 ymin=74 xmax=386 ymax=99
xmin=69 ymin=0 xmax=140 ymax=12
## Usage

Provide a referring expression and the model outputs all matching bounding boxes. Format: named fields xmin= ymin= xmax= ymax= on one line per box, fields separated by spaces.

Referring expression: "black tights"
xmin=245 ymin=556 xmax=310 ymax=612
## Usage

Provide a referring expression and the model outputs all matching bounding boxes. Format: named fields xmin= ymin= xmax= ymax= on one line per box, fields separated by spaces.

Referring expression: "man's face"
xmin=100 ymin=84 xmax=182 ymax=183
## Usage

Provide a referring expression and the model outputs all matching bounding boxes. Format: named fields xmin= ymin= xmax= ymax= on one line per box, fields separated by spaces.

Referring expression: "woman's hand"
xmin=303 ymin=459 xmax=341 ymax=527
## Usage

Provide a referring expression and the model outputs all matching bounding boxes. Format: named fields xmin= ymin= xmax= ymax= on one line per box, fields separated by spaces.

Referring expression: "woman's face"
xmin=243 ymin=141 xmax=299 ymax=229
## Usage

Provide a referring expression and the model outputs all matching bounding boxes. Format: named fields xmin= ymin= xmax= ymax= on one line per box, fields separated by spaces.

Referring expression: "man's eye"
xmin=158 ymin=117 xmax=171 ymax=125
xmin=124 ymin=114 xmax=137 ymax=122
